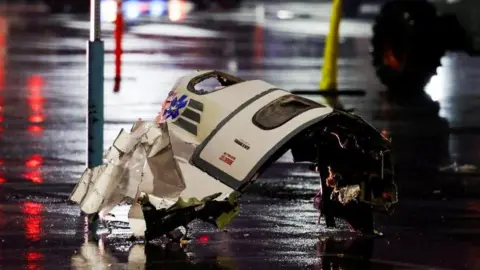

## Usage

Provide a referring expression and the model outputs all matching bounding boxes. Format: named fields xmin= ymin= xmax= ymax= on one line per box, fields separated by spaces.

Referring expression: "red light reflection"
xmin=23 ymin=154 xmax=43 ymax=183
xmin=26 ymin=252 xmax=43 ymax=261
xmin=27 ymin=96 xmax=44 ymax=104
xmin=23 ymin=202 xmax=42 ymax=216
xmin=0 ymin=17 xmax=5 ymax=186
xmin=27 ymin=75 xmax=45 ymax=126
xmin=26 ymin=251 xmax=43 ymax=270
xmin=23 ymin=171 xmax=42 ymax=184
xmin=29 ymin=102 xmax=42 ymax=113
xmin=28 ymin=125 xmax=43 ymax=133
xmin=199 ymin=235 xmax=209 ymax=244
xmin=28 ymin=114 xmax=45 ymax=124
xmin=25 ymin=154 xmax=43 ymax=169
xmin=0 ymin=97 xmax=3 ymax=124
xmin=27 ymin=75 xmax=45 ymax=93
xmin=22 ymin=202 xmax=43 ymax=242
xmin=0 ymin=16 xmax=6 ymax=91
xmin=0 ymin=159 xmax=4 ymax=184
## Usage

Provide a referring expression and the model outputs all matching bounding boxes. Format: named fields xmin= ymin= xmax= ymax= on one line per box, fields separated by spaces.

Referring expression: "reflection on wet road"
xmin=0 ymin=1 xmax=480 ymax=269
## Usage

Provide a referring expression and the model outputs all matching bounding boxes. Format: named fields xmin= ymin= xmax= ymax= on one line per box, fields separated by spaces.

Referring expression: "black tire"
xmin=371 ymin=0 xmax=445 ymax=93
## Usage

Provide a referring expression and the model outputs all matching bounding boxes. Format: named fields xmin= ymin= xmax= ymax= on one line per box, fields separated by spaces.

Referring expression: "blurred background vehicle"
xmin=370 ymin=0 xmax=480 ymax=93
xmin=42 ymin=0 xmax=243 ymax=17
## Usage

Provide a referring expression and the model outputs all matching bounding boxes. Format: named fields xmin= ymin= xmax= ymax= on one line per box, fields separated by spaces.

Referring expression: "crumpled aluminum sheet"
xmin=331 ymin=185 xmax=361 ymax=205
xmin=69 ymin=120 xmax=186 ymax=217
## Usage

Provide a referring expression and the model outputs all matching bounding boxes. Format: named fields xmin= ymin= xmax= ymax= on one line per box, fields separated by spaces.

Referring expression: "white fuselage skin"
xmin=70 ymin=70 xmax=334 ymax=236
xmin=168 ymin=71 xmax=333 ymax=199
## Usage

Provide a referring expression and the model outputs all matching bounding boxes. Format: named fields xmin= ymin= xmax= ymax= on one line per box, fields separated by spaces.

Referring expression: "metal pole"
xmin=87 ymin=0 xmax=104 ymax=168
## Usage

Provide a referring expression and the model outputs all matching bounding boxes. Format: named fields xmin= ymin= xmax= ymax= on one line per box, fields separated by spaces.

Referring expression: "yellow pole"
xmin=320 ymin=0 xmax=343 ymax=91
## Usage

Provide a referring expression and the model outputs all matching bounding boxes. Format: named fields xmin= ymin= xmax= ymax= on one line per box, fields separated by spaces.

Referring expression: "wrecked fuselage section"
xmin=69 ymin=70 xmax=398 ymax=242
xmin=290 ymin=111 xmax=397 ymax=233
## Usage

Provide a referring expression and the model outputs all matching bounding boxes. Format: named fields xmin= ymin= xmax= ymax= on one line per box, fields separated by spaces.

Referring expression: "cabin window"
xmin=187 ymin=71 xmax=243 ymax=95
xmin=253 ymin=95 xmax=324 ymax=130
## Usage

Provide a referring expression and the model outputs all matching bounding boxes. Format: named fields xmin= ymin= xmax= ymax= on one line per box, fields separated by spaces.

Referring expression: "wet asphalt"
xmin=0 ymin=1 xmax=480 ymax=269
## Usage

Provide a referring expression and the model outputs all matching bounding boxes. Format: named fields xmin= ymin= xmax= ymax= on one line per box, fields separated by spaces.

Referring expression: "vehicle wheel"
xmin=371 ymin=0 xmax=445 ymax=93
xmin=343 ymin=0 xmax=362 ymax=18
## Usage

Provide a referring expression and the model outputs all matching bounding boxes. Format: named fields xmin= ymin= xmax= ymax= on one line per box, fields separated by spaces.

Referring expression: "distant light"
xmin=169 ymin=0 xmax=185 ymax=22
xmin=0 ymin=177 xmax=5 ymax=184
xmin=425 ymin=56 xmax=450 ymax=103
xmin=151 ymin=0 xmax=167 ymax=17
xmin=424 ymin=75 xmax=444 ymax=102
xmin=101 ymin=0 xmax=118 ymax=23
xmin=126 ymin=1 xmax=141 ymax=20
xmin=139 ymin=1 xmax=150 ymax=13
xmin=277 ymin=10 xmax=294 ymax=20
